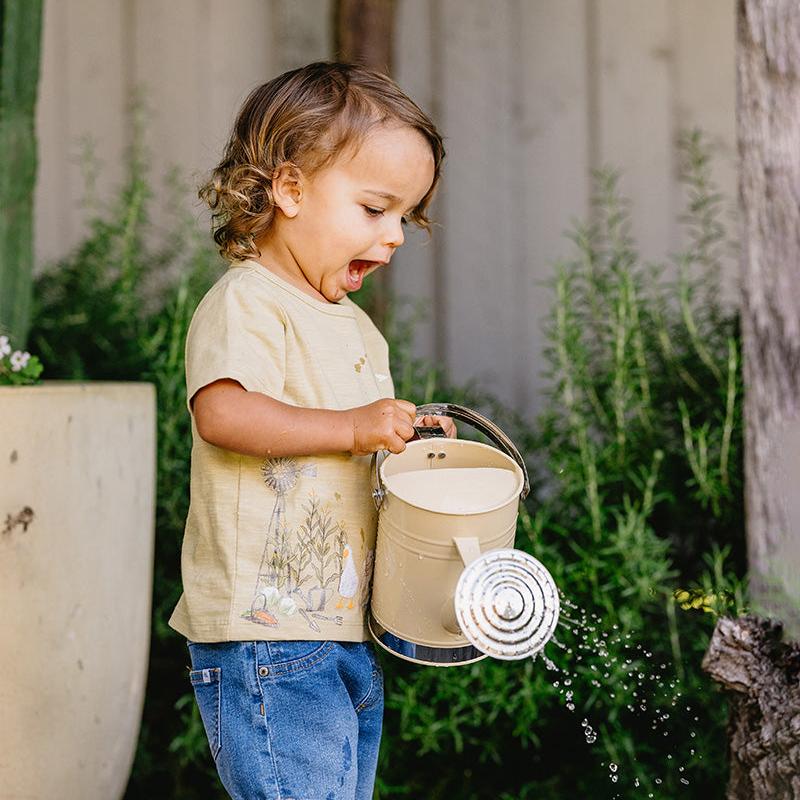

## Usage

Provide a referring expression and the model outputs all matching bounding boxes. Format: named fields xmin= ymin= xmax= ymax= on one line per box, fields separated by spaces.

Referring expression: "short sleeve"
xmin=185 ymin=272 xmax=287 ymax=412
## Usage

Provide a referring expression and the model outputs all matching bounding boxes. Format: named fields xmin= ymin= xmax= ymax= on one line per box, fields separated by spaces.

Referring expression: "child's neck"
xmin=252 ymin=235 xmax=332 ymax=304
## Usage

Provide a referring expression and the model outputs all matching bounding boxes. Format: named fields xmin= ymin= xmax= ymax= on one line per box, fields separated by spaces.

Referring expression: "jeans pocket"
xmin=189 ymin=667 xmax=222 ymax=760
xmin=263 ymin=640 xmax=334 ymax=675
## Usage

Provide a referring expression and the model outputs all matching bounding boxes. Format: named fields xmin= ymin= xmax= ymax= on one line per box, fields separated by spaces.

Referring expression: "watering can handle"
xmin=371 ymin=403 xmax=530 ymax=509
xmin=415 ymin=403 xmax=529 ymax=500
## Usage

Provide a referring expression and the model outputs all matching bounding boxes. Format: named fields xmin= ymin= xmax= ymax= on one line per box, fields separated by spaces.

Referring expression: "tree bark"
xmin=334 ymin=0 xmax=396 ymax=75
xmin=738 ymin=0 xmax=800 ymax=638
xmin=333 ymin=0 xmax=397 ymax=330
xmin=702 ymin=616 xmax=800 ymax=799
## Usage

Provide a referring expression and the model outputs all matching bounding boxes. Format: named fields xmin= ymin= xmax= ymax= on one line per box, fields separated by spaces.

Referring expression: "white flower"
xmin=278 ymin=596 xmax=298 ymax=616
xmin=256 ymin=585 xmax=281 ymax=610
xmin=0 ymin=336 xmax=10 ymax=358
xmin=10 ymin=351 xmax=30 ymax=372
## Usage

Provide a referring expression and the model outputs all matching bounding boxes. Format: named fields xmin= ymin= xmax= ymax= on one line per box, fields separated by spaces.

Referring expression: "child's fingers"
xmin=414 ymin=415 xmax=457 ymax=439
xmin=395 ymin=399 xmax=417 ymax=420
xmin=396 ymin=417 xmax=415 ymax=441
xmin=386 ymin=432 xmax=409 ymax=454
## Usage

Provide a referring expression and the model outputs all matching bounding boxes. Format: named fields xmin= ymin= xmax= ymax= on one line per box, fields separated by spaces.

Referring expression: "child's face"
xmin=260 ymin=124 xmax=435 ymax=303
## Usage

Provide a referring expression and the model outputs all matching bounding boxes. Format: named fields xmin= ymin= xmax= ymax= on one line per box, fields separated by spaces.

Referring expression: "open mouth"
xmin=347 ymin=260 xmax=381 ymax=291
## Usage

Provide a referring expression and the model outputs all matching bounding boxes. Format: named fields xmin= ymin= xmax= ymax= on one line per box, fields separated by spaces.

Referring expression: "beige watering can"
xmin=369 ymin=403 xmax=560 ymax=667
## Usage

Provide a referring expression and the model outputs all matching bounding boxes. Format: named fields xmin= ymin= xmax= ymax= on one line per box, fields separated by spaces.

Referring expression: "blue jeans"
xmin=187 ymin=640 xmax=384 ymax=800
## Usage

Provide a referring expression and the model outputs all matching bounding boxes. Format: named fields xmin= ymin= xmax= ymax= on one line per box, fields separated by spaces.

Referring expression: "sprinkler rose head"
xmin=454 ymin=549 xmax=560 ymax=660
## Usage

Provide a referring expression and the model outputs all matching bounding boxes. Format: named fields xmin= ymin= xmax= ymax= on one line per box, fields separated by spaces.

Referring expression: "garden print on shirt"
xmin=242 ymin=456 xmax=367 ymax=633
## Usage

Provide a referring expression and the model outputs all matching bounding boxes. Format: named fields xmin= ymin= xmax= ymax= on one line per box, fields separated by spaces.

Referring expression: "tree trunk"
xmin=334 ymin=0 xmax=397 ymax=330
xmin=702 ymin=616 xmax=800 ymax=799
xmin=738 ymin=0 xmax=800 ymax=638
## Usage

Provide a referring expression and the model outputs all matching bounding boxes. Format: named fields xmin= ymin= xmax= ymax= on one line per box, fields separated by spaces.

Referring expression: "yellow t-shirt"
xmin=168 ymin=260 xmax=395 ymax=642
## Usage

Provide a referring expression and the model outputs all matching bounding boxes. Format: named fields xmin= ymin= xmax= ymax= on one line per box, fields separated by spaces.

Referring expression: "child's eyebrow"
xmin=364 ymin=190 xmax=401 ymax=203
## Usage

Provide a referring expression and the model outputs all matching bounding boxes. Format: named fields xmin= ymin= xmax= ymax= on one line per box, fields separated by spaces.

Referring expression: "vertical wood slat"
xmin=131 ymin=0 xmax=278 ymax=237
xmin=271 ymin=0 xmax=333 ymax=75
xmin=433 ymin=0 xmax=518 ymax=408
xmin=514 ymin=0 xmax=591 ymax=414
xmin=34 ymin=0 xmax=128 ymax=267
xmin=595 ymin=0 xmax=674 ymax=266
xmin=391 ymin=0 xmax=439 ymax=363
xmin=673 ymin=0 xmax=737 ymax=303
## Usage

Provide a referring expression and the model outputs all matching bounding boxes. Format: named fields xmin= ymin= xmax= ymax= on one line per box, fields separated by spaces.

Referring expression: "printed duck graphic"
xmin=336 ymin=542 xmax=359 ymax=610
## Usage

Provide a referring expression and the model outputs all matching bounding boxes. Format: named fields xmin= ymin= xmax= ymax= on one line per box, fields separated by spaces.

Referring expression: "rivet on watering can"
xmin=427 ymin=452 xmax=436 ymax=459
xmin=437 ymin=452 xmax=446 ymax=459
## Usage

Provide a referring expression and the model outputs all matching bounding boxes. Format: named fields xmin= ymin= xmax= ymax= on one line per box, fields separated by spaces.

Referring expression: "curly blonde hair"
xmin=199 ymin=61 xmax=446 ymax=263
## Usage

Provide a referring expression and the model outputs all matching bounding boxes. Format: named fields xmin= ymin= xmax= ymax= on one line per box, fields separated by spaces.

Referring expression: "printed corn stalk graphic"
xmin=295 ymin=494 xmax=346 ymax=593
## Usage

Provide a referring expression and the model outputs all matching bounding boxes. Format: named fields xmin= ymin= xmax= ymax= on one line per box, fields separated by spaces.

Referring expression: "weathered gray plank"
xmin=391 ymin=0 xmax=439 ymax=363
xmin=34 ymin=0 xmax=128 ymax=266
xmin=432 ymin=0 xmax=519 ymax=408
xmin=514 ymin=0 xmax=591 ymax=416
xmin=595 ymin=0 xmax=674 ymax=265
xmin=674 ymin=0 xmax=738 ymax=304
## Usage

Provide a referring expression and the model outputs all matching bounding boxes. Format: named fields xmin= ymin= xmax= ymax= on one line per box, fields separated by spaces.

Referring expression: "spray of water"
xmin=533 ymin=592 xmax=702 ymax=796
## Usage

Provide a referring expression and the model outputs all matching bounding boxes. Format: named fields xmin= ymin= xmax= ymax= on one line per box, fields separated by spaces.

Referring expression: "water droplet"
xmin=609 ymin=763 xmax=618 ymax=773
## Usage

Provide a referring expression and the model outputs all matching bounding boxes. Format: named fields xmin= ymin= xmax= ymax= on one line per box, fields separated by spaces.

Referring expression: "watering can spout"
xmin=455 ymin=549 xmax=560 ymax=660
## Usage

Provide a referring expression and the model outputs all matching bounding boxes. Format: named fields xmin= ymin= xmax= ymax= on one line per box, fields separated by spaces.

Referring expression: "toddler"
xmin=169 ymin=61 xmax=454 ymax=800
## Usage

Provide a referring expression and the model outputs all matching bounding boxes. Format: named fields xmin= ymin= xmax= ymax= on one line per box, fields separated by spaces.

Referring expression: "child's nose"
xmin=384 ymin=218 xmax=404 ymax=248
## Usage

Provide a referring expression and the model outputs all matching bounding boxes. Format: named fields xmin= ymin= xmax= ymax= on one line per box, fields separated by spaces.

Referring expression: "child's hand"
xmin=350 ymin=399 xmax=417 ymax=455
xmin=414 ymin=414 xmax=458 ymax=439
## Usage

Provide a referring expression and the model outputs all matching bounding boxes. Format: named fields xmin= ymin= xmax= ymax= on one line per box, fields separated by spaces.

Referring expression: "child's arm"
xmin=192 ymin=378 xmax=417 ymax=458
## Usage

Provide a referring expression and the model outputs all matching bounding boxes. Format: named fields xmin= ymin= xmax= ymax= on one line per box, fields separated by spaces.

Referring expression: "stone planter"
xmin=0 ymin=383 xmax=156 ymax=800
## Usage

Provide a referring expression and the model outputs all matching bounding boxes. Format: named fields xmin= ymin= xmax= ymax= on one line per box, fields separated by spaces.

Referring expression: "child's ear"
xmin=271 ymin=163 xmax=304 ymax=218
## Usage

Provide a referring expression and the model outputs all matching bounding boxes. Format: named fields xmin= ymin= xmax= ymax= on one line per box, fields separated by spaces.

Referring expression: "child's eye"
xmin=363 ymin=206 xmax=410 ymax=226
